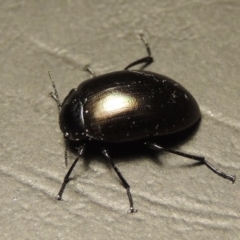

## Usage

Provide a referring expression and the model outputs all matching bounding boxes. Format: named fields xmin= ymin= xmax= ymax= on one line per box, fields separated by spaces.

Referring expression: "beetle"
xmin=49 ymin=35 xmax=235 ymax=213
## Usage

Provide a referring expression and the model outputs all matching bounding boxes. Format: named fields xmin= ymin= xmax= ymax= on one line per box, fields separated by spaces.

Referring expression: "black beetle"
xmin=49 ymin=35 xmax=235 ymax=213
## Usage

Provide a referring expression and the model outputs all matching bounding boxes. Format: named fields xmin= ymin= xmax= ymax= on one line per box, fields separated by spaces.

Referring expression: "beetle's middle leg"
xmin=102 ymin=148 xmax=138 ymax=213
xmin=124 ymin=34 xmax=154 ymax=71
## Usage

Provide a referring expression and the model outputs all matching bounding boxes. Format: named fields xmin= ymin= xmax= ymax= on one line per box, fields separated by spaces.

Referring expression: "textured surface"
xmin=1 ymin=1 xmax=240 ymax=239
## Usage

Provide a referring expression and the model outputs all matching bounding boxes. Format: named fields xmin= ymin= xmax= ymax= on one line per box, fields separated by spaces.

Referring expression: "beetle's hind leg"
xmin=124 ymin=34 xmax=154 ymax=71
xmin=145 ymin=142 xmax=236 ymax=183
xmin=102 ymin=148 xmax=138 ymax=213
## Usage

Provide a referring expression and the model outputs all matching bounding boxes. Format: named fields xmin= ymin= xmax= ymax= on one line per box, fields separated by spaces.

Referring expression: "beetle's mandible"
xmin=49 ymin=35 xmax=235 ymax=213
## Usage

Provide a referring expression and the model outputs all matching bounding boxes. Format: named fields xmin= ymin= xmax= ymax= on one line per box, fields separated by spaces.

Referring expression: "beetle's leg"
xmin=56 ymin=144 xmax=86 ymax=200
xmin=83 ymin=65 xmax=96 ymax=78
xmin=102 ymin=148 xmax=138 ymax=213
xmin=48 ymin=71 xmax=61 ymax=113
xmin=64 ymin=140 xmax=69 ymax=167
xmin=145 ymin=142 xmax=236 ymax=183
xmin=124 ymin=34 xmax=154 ymax=71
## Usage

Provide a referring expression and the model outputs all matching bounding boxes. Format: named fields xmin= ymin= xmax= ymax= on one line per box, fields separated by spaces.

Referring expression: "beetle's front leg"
xmin=56 ymin=144 xmax=86 ymax=200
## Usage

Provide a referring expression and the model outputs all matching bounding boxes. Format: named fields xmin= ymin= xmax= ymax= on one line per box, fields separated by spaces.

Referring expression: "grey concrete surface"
xmin=0 ymin=1 xmax=240 ymax=239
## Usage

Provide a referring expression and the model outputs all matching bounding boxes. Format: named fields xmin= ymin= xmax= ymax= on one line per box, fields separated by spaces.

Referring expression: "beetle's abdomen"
xmin=78 ymin=71 xmax=200 ymax=142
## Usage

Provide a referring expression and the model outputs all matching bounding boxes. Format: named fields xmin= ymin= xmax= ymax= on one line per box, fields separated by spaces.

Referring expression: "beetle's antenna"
xmin=48 ymin=71 xmax=61 ymax=113
xmin=146 ymin=142 xmax=236 ymax=183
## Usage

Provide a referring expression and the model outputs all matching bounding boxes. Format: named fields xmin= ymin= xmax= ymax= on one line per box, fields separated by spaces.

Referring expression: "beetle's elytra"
xmin=49 ymin=35 xmax=235 ymax=213
xmin=60 ymin=70 xmax=201 ymax=142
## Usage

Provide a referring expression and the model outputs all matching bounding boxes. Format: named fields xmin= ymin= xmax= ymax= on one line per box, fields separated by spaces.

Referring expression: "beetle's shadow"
xmin=66 ymin=120 xmax=201 ymax=171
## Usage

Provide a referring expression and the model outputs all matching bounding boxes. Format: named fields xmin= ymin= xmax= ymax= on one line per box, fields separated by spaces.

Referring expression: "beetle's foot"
xmin=55 ymin=195 xmax=63 ymax=201
xmin=128 ymin=207 xmax=138 ymax=213
xmin=203 ymin=158 xmax=236 ymax=183
xmin=228 ymin=175 xmax=236 ymax=183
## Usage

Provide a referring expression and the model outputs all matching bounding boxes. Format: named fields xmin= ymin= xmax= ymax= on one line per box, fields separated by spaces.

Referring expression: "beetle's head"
xmin=59 ymin=89 xmax=86 ymax=141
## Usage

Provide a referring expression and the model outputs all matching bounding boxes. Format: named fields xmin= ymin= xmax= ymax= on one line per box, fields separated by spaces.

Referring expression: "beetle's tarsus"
xmin=203 ymin=158 xmax=236 ymax=183
xmin=128 ymin=207 xmax=138 ymax=213
xmin=55 ymin=195 xmax=63 ymax=201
